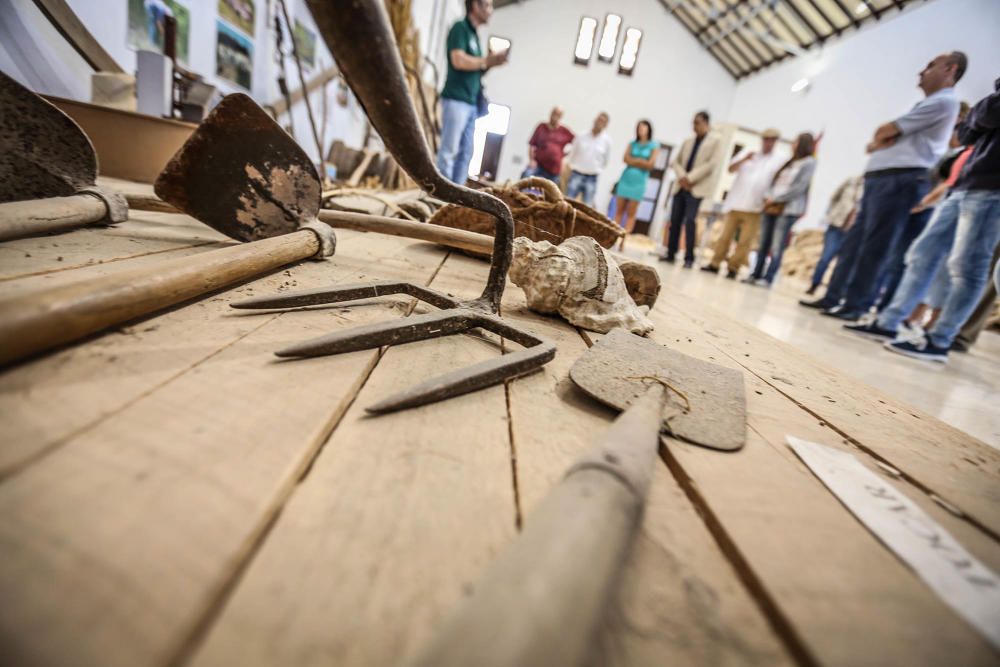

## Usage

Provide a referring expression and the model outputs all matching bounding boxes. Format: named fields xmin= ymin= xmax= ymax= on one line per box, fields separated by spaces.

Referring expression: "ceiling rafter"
xmin=659 ymin=0 xmax=746 ymax=78
xmin=828 ymin=0 xmax=861 ymax=29
xmin=694 ymin=0 xmax=749 ymax=36
xmin=766 ymin=3 xmax=810 ymax=48
xmin=800 ymin=0 xmax=843 ymax=36
xmin=781 ymin=0 xmax=827 ymax=42
xmin=644 ymin=0 xmax=921 ymax=81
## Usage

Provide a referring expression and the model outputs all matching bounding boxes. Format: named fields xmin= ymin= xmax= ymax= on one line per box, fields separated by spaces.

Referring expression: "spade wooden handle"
xmin=0 ymin=230 xmax=320 ymax=366
xmin=404 ymin=385 xmax=666 ymax=667
xmin=0 ymin=195 xmax=108 ymax=242
xmin=124 ymin=195 xmax=496 ymax=255
xmin=317 ymin=209 xmax=492 ymax=255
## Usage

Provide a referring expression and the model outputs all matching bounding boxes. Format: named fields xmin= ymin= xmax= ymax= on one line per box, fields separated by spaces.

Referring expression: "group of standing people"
xmin=699 ymin=126 xmax=817 ymax=284
xmin=833 ymin=52 xmax=999 ymax=363
xmin=434 ymin=5 xmax=998 ymax=364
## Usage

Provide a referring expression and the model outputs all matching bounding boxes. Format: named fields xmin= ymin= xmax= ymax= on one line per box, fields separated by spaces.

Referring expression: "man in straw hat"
xmin=701 ymin=127 xmax=785 ymax=279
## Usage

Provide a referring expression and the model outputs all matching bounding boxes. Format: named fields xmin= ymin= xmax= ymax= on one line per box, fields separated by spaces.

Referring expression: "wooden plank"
xmin=189 ymin=252 xmax=516 ymax=667
xmin=500 ymin=297 xmax=795 ymax=665
xmin=0 ymin=234 xmax=449 ymax=666
xmin=665 ymin=290 xmax=1000 ymax=538
xmin=268 ymin=66 xmax=339 ymax=118
xmin=0 ymin=230 xmax=439 ymax=476
xmin=642 ymin=301 xmax=1000 ymax=666
xmin=31 ymin=0 xmax=124 ymax=73
xmin=0 ymin=211 xmax=228 ymax=284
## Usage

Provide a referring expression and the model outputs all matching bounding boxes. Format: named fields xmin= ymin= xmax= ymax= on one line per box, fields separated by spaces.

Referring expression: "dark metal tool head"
xmin=0 ymin=70 xmax=97 ymax=202
xmin=155 ymin=93 xmax=321 ymax=242
xmin=570 ymin=329 xmax=747 ymax=452
xmin=306 ymin=0 xmax=513 ymax=313
xmin=226 ymin=0 xmax=555 ymax=416
xmin=232 ymin=281 xmax=556 ymax=414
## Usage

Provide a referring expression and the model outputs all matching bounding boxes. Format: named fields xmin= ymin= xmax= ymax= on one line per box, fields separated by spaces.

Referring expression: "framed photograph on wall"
xmin=293 ymin=19 xmax=317 ymax=68
xmin=218 ymin=0 xmax=255 ymax=36
xmin=216 ymin=20 xmax=254 ymax=89
xmin=126 ymin=0 xmax=191 ymax=65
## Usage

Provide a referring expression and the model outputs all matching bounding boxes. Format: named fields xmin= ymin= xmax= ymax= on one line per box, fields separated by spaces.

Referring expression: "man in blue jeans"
xmin=807 ymin=175 xmax=863 ymax=294
xmin=435 ymin=0 xmax=508 ymax=184
xmin=565 ymin=112 xmax=611 ymax=205
xmin=845 ymin=76 xmax=1000 ymax=363
xmin=800 ymin=52 xmax=965 ymax=320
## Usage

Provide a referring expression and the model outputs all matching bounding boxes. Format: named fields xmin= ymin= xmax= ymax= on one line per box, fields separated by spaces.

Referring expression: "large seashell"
xmin=509 ymin=236 xmax=654 ymax=335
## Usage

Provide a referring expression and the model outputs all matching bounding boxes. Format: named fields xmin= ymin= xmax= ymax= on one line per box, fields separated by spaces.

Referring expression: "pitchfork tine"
xmin=276 ymin=309 xmax=477 ymax=358
xmin=232 ymin=281 xmax=460 ymax=311
xmin=367 ymin=345 xmax=554 ymax=414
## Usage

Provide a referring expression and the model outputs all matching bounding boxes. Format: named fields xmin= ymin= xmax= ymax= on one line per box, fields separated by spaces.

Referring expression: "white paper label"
xmin=786 ymin=435 xmax=1000 ymax=650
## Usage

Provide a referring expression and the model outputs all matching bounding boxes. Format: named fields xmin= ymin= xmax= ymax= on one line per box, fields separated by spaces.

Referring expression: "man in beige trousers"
xmin=702 ymin=128 xmax=784 ymax=279
xmin=660 ymin=111 xmax=723 ymax=267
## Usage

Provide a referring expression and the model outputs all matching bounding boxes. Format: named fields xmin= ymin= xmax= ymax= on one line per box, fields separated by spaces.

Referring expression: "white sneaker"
xmin=897 ymin=321 xmax=925 ymax=343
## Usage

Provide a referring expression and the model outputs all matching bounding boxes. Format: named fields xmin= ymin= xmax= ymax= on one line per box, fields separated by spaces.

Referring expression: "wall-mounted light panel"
xmin=618 ymin=28 xmax=642 ymax=76
xmin=597 ymin=14 xmax=621 ymax=62
xmin=574 ymin=16 xmax=597 ymax=65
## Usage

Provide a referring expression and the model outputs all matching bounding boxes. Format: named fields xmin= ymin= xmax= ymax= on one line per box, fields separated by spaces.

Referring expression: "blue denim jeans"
xmin=925 ymin=262 xmax=951 ymax=309
xmin=877 ymin=189 xmax=1000 ymax=348
xmin=520 ymin=164 xmax=560 ymax=182
xmin=752 ymin=213 xmax=798 ymax=283
xmin=566 ymin=171 xmax=598 ymax=205
xmin=810 ymin=225 xmax=846 ymax=288
xmin=825 ymin=170 xmax=929 ymax=309
xmin=667 ymin=190 xmax=702 ymax=262
xmin=874 ymin=206 xmax=933 ymax=311
xmin=436 ymin=97 xmax=477 ymax=184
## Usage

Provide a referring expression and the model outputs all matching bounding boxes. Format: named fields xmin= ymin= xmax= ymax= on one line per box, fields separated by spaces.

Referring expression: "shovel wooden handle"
xmin=0 ymin=230 xmax=320 ymax=366
xmin=0 ymin=195 xmax=108 ymax=242
xmin=405 ymin=385 xmax=666 ymax=667
xmin=125 ymin=195 xmax=496 ymax=255
xmin=316 ymin=209 xmax=492 ymax=255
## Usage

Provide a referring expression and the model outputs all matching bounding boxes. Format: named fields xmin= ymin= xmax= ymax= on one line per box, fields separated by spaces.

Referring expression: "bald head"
xmin=919 ymin=51 xmax=967 ymax=94
xmin=549 ymin=106 xmax=564 ymax=128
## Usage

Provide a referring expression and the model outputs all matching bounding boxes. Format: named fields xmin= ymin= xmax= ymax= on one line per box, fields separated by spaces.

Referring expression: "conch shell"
xmin=509 ymin=236 xmax=654 ymax=335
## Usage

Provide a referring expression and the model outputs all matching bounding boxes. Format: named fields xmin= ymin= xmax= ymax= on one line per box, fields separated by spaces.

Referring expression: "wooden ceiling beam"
xmin=800 ymin=0 xmax=843 ymax=36
xmin=828 ymin=0 xmax=862 ymax=28
xmin=659 ymin=0 xmax=746 ymax=78
xmin=781 ymin=0 xmax=827 ymax=43
xmin=694 ymin=0 xmax=749 ymax=37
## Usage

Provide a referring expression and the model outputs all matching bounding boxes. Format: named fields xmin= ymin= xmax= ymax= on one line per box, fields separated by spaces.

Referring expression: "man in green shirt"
xmin=436 ymin=0 xmax=508 ymax=184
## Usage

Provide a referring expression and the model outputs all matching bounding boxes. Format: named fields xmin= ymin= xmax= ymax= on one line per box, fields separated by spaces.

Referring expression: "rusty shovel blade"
xmin=154 ymin=93 xmax=321 ymax=242
xmin=0 ymin=70 xmax=97 ymax=202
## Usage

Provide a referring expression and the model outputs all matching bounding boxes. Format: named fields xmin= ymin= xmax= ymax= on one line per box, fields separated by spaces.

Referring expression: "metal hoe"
xmin=232 ymin=0 xmax=555 ymax=413
xmin=0 ymin=70 xmax=127 ymax=241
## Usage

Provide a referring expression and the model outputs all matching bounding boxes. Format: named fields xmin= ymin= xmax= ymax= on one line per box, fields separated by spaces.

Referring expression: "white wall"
xmin=727 ymin=0 xmax=1000 ymax=229
xmin=485 ymin=0 xmax=737 ymax=227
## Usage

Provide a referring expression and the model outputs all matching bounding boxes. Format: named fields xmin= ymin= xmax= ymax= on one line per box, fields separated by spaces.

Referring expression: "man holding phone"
xmin=436 ymin=0 xmax=509 ymax=184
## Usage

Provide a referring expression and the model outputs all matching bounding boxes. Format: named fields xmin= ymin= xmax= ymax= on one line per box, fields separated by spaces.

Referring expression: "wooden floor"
xmin=1 ymin=208 xmax=998 ymax=667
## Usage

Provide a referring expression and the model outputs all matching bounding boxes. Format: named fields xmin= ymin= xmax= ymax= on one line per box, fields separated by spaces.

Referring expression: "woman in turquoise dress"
xmin=614 ymin=120 xmax=659 ymax=239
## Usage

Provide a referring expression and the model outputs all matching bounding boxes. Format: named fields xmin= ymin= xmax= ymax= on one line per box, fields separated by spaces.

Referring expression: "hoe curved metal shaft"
xmin=234 ymin=0 xmax=555 ymax=413
xmin=305 ymin=0 xmax=513 ymax=311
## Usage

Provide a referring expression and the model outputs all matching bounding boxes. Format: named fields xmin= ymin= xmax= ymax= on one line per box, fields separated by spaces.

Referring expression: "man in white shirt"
xmin=702 ymin=128 xmax=784 ymax=278
xmin=802 ymin=51 xmax=964 ymax=319
xmin=566 ymin=112 xmax=611 ymax=205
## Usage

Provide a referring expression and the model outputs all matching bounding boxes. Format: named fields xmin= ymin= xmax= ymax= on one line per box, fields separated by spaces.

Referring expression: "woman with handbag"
xmin=745 ymin=132 xmax=817 ymax=285
xmin=613 ymin=120 xmax=659 ymax=239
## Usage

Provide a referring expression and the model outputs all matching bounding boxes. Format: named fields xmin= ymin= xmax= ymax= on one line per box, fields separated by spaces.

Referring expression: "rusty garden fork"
xmin=232 ymin=0 xmax=555 ymax=414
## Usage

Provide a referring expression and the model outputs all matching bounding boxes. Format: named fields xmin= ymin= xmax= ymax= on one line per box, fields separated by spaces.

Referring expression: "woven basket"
xmin=429 ymin=177 xmax=624 ymax=256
